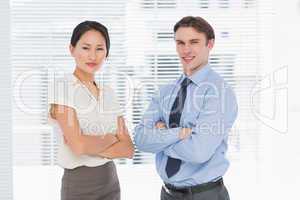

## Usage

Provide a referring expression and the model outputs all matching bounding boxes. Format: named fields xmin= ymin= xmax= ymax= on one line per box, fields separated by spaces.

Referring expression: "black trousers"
xmin=161 ymin=182 xmax=230 ymax=200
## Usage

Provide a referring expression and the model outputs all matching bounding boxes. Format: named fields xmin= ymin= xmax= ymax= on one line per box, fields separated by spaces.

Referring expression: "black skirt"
xmin=61 ymin=161 xmax=120 ymax=200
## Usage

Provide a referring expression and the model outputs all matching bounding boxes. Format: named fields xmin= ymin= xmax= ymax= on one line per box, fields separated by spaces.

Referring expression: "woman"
xmin=48 ymin=21 xmax=134 ymax=200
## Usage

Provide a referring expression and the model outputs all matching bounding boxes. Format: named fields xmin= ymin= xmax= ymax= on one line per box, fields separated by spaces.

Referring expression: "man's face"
xmin=175 ymin=27 xmax=214 ymax=76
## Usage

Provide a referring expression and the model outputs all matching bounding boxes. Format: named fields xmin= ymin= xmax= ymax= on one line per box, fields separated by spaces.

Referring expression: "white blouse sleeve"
xmin=48 ymin=77 xmax=76 ymax=110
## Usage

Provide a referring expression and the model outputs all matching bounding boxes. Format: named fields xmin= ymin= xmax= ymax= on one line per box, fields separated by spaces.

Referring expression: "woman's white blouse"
xmin=48 ymin=74 xmax=122 ymax=169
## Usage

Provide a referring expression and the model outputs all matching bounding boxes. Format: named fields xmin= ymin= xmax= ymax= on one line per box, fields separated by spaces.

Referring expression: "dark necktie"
xmin=165 ymin=77 xmax=192 ymax=178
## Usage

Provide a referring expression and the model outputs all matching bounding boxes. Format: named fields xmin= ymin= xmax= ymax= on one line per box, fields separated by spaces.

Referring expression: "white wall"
xmin=257 ymin=0 xmax=300 ymax=199
xmin=0 ymin=0 xmax=13 ymax=199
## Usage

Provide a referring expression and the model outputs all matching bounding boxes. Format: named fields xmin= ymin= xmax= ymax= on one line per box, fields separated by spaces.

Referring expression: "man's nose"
xmin=182 ymin=44 xmax=192 ymax=54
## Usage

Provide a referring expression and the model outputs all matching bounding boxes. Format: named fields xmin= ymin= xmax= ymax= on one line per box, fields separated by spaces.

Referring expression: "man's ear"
xmin=207 ymin=39 xmax=215 ymax=49
xmin=69 ymin=44 xmax=75 ymax=57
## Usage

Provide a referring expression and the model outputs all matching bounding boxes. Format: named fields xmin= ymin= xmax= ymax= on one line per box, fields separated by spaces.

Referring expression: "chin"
xmin=183 ymin=64 xmax=195 ymax=71
xmin=82 ymin=69 xmax=95 ymax=74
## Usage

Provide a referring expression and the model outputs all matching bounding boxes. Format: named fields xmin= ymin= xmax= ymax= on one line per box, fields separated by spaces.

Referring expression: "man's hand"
xmin=155 ymin=121 xmax=192 ymax=140
xmin=155 ymin=121 xmax=167 ymax=129
xmin=179 ymin=128 xmax=192 ymax=140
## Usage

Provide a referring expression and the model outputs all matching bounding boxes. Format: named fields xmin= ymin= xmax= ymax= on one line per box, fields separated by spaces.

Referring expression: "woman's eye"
xmin=82 ymin=47 xmax=89 ymax=50
xmin=97 ymin=48 xmax=104 ymax=51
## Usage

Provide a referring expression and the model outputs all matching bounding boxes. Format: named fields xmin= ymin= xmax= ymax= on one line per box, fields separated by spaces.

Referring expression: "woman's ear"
xmin=69 ymin=44 xmax=75 ymax=57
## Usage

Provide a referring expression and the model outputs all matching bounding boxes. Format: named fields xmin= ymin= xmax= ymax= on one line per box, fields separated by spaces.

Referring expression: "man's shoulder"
xmin=206 ymin=68 xmax=236 ymax=97
xmin=206 ymin=68 xmax=231 ymax=87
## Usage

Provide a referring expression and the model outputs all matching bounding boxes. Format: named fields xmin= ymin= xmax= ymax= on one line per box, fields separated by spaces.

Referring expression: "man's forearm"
xmin=134 ymin=125 xmax=182 ymax=153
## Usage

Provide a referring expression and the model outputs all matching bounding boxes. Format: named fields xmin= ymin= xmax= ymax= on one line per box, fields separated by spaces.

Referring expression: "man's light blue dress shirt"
xmin=134 ymin=64 xmax=238 ymax=187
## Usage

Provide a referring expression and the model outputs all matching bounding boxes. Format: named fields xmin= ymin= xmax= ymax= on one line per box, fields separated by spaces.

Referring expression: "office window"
xmin=141 ymin=0 xmax=177 ymax=9
xmin=218 ymin=0 xmax=230 ymax=8
xmin=198 ymin=0 xmax=210 ymax=8
xmin=11 ymin=0 xmax=265 ymax=166
xmin=7 ymin=0 xmax=280 ymax=199
xmin=243 ymin=0 xmax=256 ymax=8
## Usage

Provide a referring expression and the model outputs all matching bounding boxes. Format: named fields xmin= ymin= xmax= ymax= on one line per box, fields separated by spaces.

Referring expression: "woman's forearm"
xmin=96 ymin=116 xmax=134 ymax=159
xmin=98 ymin=140 xmax=134 ymax=159
xmin=79 ymin=134 xmax=119 ymax=156
xmin=64 ymin=133 xmax=118 ymax=156
xmin=54 ymin=105 xmax=119 ymax=156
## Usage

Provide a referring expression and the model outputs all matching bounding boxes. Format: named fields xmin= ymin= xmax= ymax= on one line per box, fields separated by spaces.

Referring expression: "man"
xmin=134 ymin=16 xmax=238 ymax=200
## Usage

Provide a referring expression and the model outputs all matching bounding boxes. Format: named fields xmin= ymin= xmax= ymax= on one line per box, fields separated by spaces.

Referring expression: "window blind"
xmin=11 ymin=0 xmax=272 ymax=166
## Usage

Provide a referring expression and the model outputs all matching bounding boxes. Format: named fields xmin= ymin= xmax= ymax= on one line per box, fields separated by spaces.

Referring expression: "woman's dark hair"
xmin=70 ymin=21 xmax=110 ymax=57
xmin=174 ymin=16 xmax=215 ymax=45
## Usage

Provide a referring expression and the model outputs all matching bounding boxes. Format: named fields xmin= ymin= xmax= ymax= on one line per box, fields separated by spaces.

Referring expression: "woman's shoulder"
xmin=48 ymin=73 xmax=79 ymax=109
xmin=49 ymin=73 xmax=75 ymax=84
xmin=49 ymin=73 xmax=80 ymax=91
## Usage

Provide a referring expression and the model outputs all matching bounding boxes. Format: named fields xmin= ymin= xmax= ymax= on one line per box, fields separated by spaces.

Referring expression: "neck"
xmin=73 ymin=67 xmax=94 ymax=83
xmin=185 ymin=61 xmax=208 ymax=77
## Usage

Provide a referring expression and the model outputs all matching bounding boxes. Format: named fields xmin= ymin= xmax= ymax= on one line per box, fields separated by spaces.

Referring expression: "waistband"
xmin=164 ymin=178 xmax=224 ymax=194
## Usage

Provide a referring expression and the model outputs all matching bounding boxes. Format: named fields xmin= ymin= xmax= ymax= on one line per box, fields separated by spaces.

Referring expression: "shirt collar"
xmin=178 ymin=63 xmax=211 ymax=87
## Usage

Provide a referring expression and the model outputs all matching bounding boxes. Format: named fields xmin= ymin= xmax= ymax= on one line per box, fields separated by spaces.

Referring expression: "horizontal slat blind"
xmin=11 ymin=0 xmax=272 ymax=165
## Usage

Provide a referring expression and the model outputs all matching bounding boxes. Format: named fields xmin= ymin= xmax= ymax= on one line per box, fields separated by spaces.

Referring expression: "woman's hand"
xmin=116 ymin=116 xmax=130 ymax=140
xmin=98 ymin=116 xmax=134 ymax=159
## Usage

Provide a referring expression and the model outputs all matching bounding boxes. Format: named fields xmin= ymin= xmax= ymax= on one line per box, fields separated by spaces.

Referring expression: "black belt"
xmin=164 ymin=178 xmax=223 ymax=194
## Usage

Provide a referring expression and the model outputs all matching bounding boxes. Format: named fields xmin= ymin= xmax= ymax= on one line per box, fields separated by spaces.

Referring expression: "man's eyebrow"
xmin=190 ymin=39 xmax=201 ymax=42
xmin=175 ymin=38 xmax=201 ymax=43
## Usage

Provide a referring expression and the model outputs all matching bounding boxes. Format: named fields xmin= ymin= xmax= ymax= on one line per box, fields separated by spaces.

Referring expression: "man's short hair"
xmin=174 ymin=16 xmax=215 ymax=44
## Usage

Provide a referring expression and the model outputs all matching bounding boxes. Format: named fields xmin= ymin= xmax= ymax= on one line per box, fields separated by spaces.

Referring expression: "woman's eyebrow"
xmin=82 ymin=43 xmax=104 ymax=46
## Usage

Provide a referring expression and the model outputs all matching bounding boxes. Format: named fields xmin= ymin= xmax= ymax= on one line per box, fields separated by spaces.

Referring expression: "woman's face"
xmin=70 ymin=30 xmax=107 ymax=74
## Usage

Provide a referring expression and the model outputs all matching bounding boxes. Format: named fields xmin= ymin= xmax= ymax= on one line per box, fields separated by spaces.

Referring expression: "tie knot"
xmin=181 ymin=78 xmax=192 ymax=87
